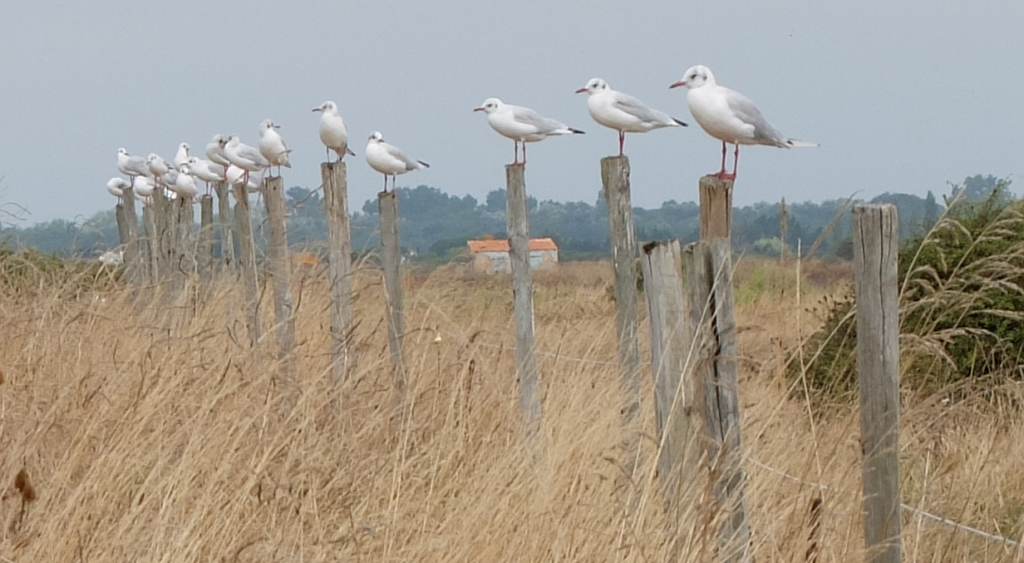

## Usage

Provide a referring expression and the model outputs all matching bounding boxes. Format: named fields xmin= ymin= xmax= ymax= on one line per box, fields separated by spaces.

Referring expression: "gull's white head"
xmin=146 ymin=153 xmax=160 ymax=164
xmin=106 ymin=177 xmax=127 ymax=191
xmin=313 ymin=101 xmax=338 ymax=114
xmin=670 ymin=65 xmax=715 ymax=90
xmin=224 ymin=135 xmax=239 ymax=147
xmin=178 ymin=142 xmax=190 ymax=152
xmin=260 ymin=119 xmax=279 ymax=132
xmin=575 ymin=78 xmax=609 ymax=95
xmin=117 ymin=148 xmax=130 ymax=157
xmin=368 ymin=131 xmax=384 ymax=143
xmin=473 ymin=98 xmax=503 ymax=114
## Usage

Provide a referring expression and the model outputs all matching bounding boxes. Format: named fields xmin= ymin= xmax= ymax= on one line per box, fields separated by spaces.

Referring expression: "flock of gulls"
xmin=105 ymin=65 xmax=816 ymax=208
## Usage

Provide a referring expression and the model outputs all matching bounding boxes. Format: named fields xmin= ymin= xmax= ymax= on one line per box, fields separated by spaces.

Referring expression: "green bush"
xmin=792 ymin=180 xmax=1024 ymax=401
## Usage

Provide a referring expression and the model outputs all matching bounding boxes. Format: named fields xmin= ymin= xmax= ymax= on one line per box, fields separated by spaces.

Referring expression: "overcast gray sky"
xmin=2 ymin=0 xmax=1022 ymax=225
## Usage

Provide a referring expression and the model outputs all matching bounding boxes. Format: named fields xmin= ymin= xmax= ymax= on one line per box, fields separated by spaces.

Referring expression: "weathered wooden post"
xmin=852 ymin=204 xmax=902 ymax=563
xmin=264 ymin=176 xmax=297 ymax=391
xmin=779 ymin=196 xmax=789 ymax=262
xmin=640 ymin=240 xmax=697 ymax=505
xmin=233 ymin=183 xmax=261 ymax=348
xmin=198 ymin=194 xmax=215 ymax=288
xmin=151 ymin=187 xmax=171 ymax=281
xmin=506 ymin=164 xmax=541 ymax=434
xmin=214 ymin=181 xmax=235 ymax=270
xmin=119 ymin=185 xmax=142 ymax=289
xmin=600 ymin=155 xmax=642 ymax=454
xmin=176 ymin=197 xmax=195 ymax=280
xmin=378 ymin=190 xmax=406 ymax=393
xmin=141 ymin=204 xmax=158 ymax=285
xmin=688 ymin=174 xmax=749 ymax=562
xmin=322 ymin=162 xmax=355 ymax=387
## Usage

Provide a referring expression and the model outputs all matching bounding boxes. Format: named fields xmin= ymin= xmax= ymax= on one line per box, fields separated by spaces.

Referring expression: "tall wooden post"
xmin=234 ymin=183 xmax=261 ymax=348
xmin=214 ymin=181 xmax=235 ymax=270
xmin=640 ymin=240 xmax=697 ymax=505
xmin=176 ymin=197 xmax=195 ymax=280
xmin=853 ymin=204 xmax=902 ymax=563
xmin=378 ymin=190 xmax=406 ymax=393
xmin=699 ymin=176 xmax=733 ymax=240
xmin=264 ymin=176 xmax=297 ymax=396
xmin=198 ymin=195 xmax=215 ymax=288
xmin=322 ymin=162 xmax=354 ymax=387
xmin=152 ymin=187 xmax=171 ymax=281
xmin=600 ymin=155 xmax=642 ymax=446
xmin=142 ymin=204 xmax=158 ymax=286
xmin=119 ymin=186 xmax=142 ymax=289
xmin=506 ymin=164 xmax=541 ymax=433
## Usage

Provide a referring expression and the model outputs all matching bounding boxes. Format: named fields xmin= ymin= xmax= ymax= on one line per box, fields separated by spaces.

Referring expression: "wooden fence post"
xmin=601 ymin=155 xmax=642 ymax=457
xmin=852 ymin=204 xmax=902 ymax=563
xmin=640 ymin=239 xmax=697 ymax=505
xmin=152 ymin=187 xmax=171 ymax=282
xmin=214 ymin=181 xmax=235 ymax=270
xmin=142 ymin=204 xmax=158 ymax=286
xmin=234 ymin=183 xmax=261 ymax=348
xmin=119 ymin=186 xmax=142 ymax=290
xmin=264 ymin=176 xmax=297 ymax=398
xmin=322 ymin=162 xmax=354 ymax=387
xmin=506 ymin=164 xmax=541 ymax=434
xmin=699 ymin=176 xmax=733 ymax=240
xmin=176 ymin=197 xmax=195 ymax=281
xmin=198 ymin=195 xmax=215 ymax=288
xmin=378 ymin=190 xmax=406 ymax=394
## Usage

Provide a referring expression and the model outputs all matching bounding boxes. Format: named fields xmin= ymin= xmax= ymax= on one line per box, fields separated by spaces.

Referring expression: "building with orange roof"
xmin=467 ymin=238 xmax=558 ymax=273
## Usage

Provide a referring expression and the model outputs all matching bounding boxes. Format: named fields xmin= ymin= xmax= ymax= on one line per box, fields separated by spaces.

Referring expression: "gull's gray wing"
xmin=385 ymin=143 xmax=425 ymax=171
xmin=613 ymin=94 xmax=676 ymax=126
xmin=126 ymin=155 xmax=149 ymax=176
xmin=722 ymin=88 xmax=785 ymax=145
xmin=511 ymin=106 xmax=567 ymax=134
xmin=239 ymin=144 xmax=270 ymax=166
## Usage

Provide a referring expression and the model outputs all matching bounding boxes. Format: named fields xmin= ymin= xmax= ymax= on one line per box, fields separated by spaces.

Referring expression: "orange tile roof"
xmin=467 ymin=238 xmax=557 ymax=253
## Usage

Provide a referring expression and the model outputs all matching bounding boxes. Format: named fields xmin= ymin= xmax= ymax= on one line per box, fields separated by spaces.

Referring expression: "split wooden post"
xmin=264 ymin=176 xmax=297 ymax=395
xmin=198 ymin=195 xmax=215 ymax=288
xmin=378 ymin=190 xmax=406 ymax=393
xmin=683 ymin=238 xmax=750 ymax=563
xmin=176 ymin=197 xmax=195 ymax=281
xmin=141 ymin=204 xmax=158 ymax=286
xmin=322 ymin=162 xmax=355 ymax=387
xmin=600 ymin=156 xmax=642 ymax=441
xmin=699 ymin=176 xmax=733 ymax=240
xmin=506 ymin=164 xmax=541 ymax=433
xmin=640 ymin=239 xmax=697 ymax=505
xmin=151 ymin=187 xmax=171 ymax=282
xmin=233 ymin=183 xmax=261 ymax=348
xmin=852 ymin=204 xmax=902 ymax=563
xmin=214 ymin=181 xmax=235 ymax=270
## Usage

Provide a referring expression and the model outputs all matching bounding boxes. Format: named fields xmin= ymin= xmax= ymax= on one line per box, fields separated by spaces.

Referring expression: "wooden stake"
xmin=699 ymin=176 xmax=733 ymax=240
xmin=264 ymin=176 xmax=297 ymax=394
xmin=198 ymin=195 xmax=215 ymax=288
xmin=506 ymin=164 xmax=541 ymax=433
xmin=233 ymin=183 xmax=261 ymax=348
xmin=378 ymin=190 xmax=406 ymax=393
xmin=214 ymin=181 xmax=235 ymax=270
xmin=853 ymin=204 xmax=902 ymax=563
xmin=322 ymin=162 xmax=355 ymax=387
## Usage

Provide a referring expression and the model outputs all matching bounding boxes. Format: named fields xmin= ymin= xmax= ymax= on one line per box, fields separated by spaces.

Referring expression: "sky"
xmin=1 ymin=0 xmax=1022 ymax=225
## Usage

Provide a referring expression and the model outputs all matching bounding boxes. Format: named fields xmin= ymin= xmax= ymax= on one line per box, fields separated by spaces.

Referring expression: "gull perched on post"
xmin=258 ymin=119 xmax=292 ymax=176
xmin=364 ymin=131 xmax=429 ymax=193
xmin=206 ymin=134 xmax=231 ymax=168
xmin=117 ymin=148 xmax=152 ymax=182
xmin=174 ymin=142 xmax=191 ymax=169
xmin=222 ymin=135 xmax=269 ymax=185
xmin=132 ymin=175 xmax=155 ymax=204
xmin=147 ymin=153 xmax=171 ymax=185
xmin=670 ymin=64 xmax=817 ymax=180
xmin=169 ymin=164 xmax=198 ymax=200
xmin=185 ymin=156 xmax=226 ymax=195
xmin=473 ymin=97 xmax=584 ymax=165
xmin=106 ymin=177 xmax=127 ymax=204
xmin=313 ymin=100 xmax=356 ymax=163
xmin=575 ymin=78 xmax=687 ymax=156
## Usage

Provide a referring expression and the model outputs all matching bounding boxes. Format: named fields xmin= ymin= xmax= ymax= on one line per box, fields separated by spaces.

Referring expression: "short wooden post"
xmin=176 ymin=197 xmax=195 ymax=279
xmin=234 ymin=184 xmax=261 ymax=348
xmin=506 ymin=164 xmax=541 ymax=433
xmin=264 ymin=176 xmax=297 ymax=391
xmin=640 ymin=240 xmax=697 ymax=504
xmin=152 ymin=187 xmax=171 ymax=281
xmin=600 ymin=155 xmax=642 ymax=448
xmin=683 ymin=239 xmax=750 ymax=562
xmin=198 ymin=195 xmax=215 ymax=288
xmin=115 ymin=203 xmax=130 ymax=250
xmin=699 ymin=176 xmax=733 ymax=240
xmin=214 ymin=181 xmax=235 ymax=270
xmin=322 ymin=162 xmax=355 ymax=387
xmin=378 ymin=190 xmax=406 ymax=393
xmin=118 ymin=187 xmax=143 ymax=290
xmin=852 ymin=204 xmax=902 ymax=563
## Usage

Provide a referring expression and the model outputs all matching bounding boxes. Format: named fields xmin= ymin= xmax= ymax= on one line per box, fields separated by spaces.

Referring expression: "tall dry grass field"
xmin=1 ymin=257 xmax=1023 ymax=562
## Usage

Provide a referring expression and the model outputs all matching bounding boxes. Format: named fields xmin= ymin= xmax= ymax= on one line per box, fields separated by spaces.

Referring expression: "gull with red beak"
xmin=473 ymin=97 xmax=584 ymax=165
xmin=365 ymin=131 xmax=429 ymax=193
xmin=575 ymin=78 xmax=686 ymax=156
xmin=670 ymin=65 xmax=816 ymax=180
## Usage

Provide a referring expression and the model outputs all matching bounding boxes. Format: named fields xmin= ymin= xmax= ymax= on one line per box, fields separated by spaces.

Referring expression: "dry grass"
xmin=1 ymin=257 xmax=1023 ymax=562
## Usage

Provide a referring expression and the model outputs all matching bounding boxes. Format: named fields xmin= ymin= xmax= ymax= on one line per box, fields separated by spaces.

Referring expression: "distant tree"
xmin=924 ymin=190 xmax=938 ymax=227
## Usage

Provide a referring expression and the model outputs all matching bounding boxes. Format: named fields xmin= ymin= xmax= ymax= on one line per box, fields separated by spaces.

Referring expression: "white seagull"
xmin=575 ymin=78 xmax=687 ymax=156
xmin=222 ymin=135 xmax=269 ymax=184
xmin=670 ymin=65 xmax=817 ymax=180
xmin=132 ymin=175 xmax=155 ymax=203
xmin=186 ymin=156 xmax=226 ymax=195
xmin=258 ymin=118 xmax=292 ymax=175
xmin=147 ymin=153 xmax=171 ymax=183
xmin=106 ymin=177 xmax=127 ymax=203
xmin=117 ymin=148 xmax=152 ymax=181
xmin=473 ymin=97 xmax=584 ymax=165
xmin=226 ymin=164 xmax=262 ymax=194
xmin=169 ymin=164 xmax=199 ymax=199
xmin=174 ymin=142 xmax=191 ymax=169
xmin=313 ymin=100 xmax=355 ymax=163
xmin=206 ymin=134 xmax=231 ymax=168
xmin=364 ymin=131 xmax=429 ymax=193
